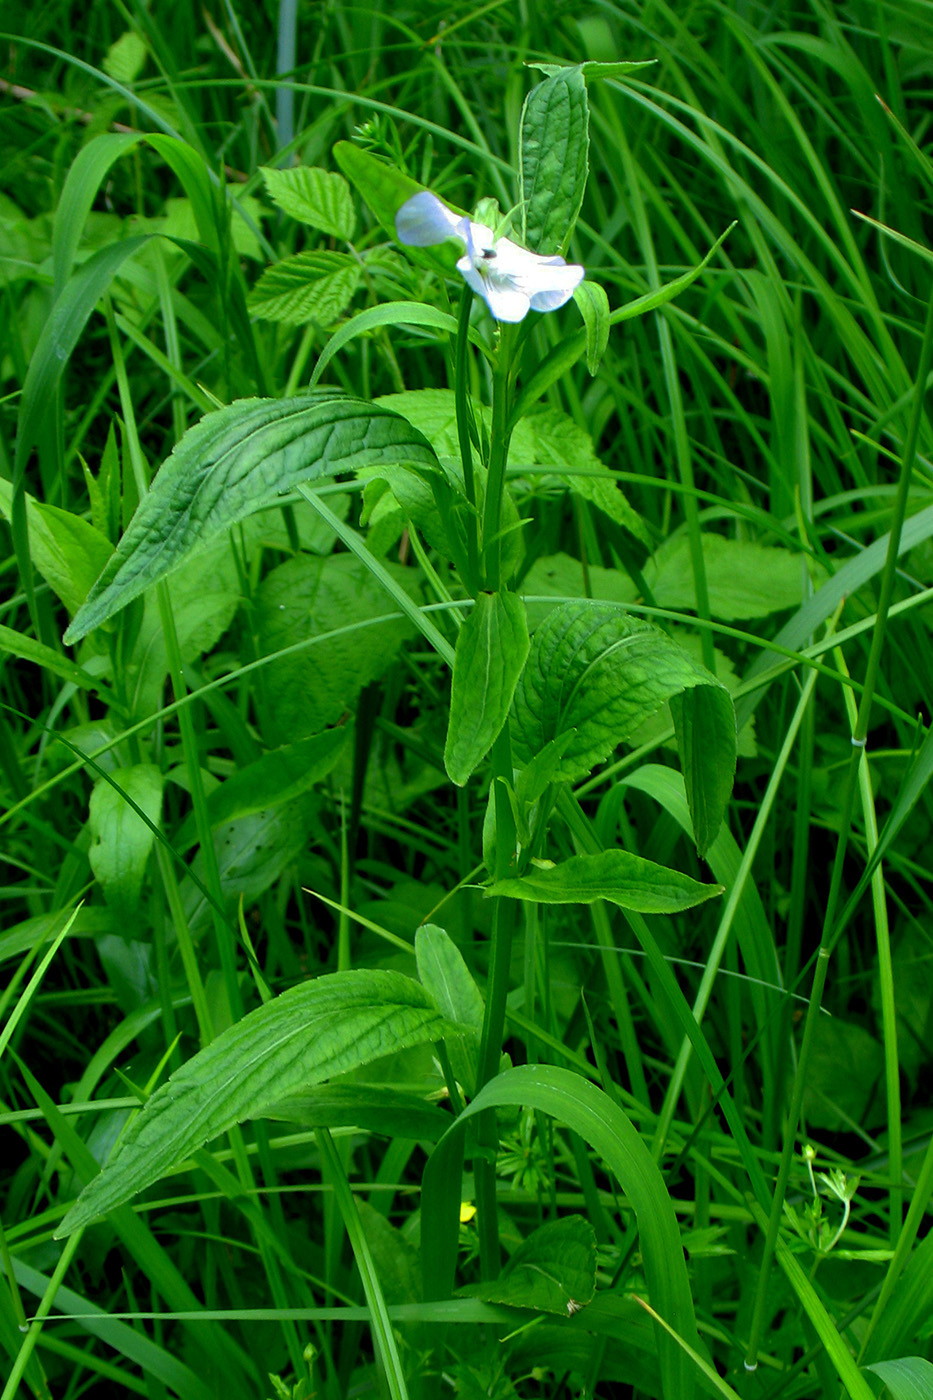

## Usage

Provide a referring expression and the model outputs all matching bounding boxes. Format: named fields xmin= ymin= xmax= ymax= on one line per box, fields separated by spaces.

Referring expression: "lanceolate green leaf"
xmin=573 ymin=279 xmax=610 ymax=374
xmin=64 ymin=395 xmax=439 ymax=644
xmin=520 ymin=68 xmax=589 ymax=255
xmin=422 ymin=1065 xmax=701 ymax=1400
xmin=487 ymin=849 xmax=723 ymax=913
xmin=444 ymin=591 xmax=530 ymax=785
xmin=671 ymin=687 xmax=737 ymax=858
xmin=57 ymin=971 xmax=458 ymax=1235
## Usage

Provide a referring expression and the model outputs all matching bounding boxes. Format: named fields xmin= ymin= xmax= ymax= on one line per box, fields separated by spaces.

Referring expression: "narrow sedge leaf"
xmin=247 ymin=250 xmax=360 ymax=325
xmin=486 ymin=849 xmax=723 ymax=913
xmin=64 ymin=395 xmax=439 ymax=644
xmin=260 ymin=166 xmax=355 ymax=239
xmin=573 ymin=280 xmax=610 ymax=374
xmin=520 ymin=67 xmax=589 ymax=255
xmin=57 ymin=970 xmax=458 ymax=1235
xmin=511 ymin=224 xmax=735 ymax=423
xmin=444 ymin=591 xmax=530 ymax=786
xmin=465 ymin=1215 xmax=597 ymax=1316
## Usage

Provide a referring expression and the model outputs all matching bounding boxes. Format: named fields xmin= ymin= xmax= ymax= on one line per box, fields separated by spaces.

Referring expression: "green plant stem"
xmin=744 ymin=279 xmax=933 ymax=1374
xmin=1 ymin=1228 xmax=82 ymax=1400
xmin=474 ymin=727 xmax=518 ymax=1279
xmin=453 ymin=284 xmax=480 ymax=592
xmin=482 ymin=324 xmax=518 ymax=590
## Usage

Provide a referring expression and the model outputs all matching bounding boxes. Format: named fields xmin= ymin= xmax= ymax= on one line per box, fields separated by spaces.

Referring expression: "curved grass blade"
xmin=422 ymin=1064 xmax=701 ymax=1400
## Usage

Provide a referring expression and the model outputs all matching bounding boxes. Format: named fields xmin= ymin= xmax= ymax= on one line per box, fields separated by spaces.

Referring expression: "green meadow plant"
xmin=3 ymin=4 xmax=933 ymax=1400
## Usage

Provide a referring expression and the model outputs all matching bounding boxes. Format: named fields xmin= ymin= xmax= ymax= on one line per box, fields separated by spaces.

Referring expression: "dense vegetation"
xmin=2 ymin=2 xmax=933 ymax=1398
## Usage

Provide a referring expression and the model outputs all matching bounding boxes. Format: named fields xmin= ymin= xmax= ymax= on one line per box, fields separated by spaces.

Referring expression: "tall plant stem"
xmin=744 ymin=280 xmax=933 ymax=1374
xmin=473 ymin=329 xmax=520 ymax=1274
xmin=482 ymin=324 xmax=518 ymax=590
xmin=453 ymin=284 xmax=481 ymax=592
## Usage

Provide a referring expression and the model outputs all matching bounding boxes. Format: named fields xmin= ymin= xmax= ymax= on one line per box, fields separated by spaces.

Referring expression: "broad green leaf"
xmin=64 ymin=394 xmax=438 ymax=645
xmin=247 ymin=250 xmax=360 ymax=325
xmin=260 ymin=165 xmax=355 ymax=239
xmin=355 ymin=1200 xmax=422 ymax=1306
xmin=645 ymin=533 xmax=804 ymax=620
xmin=422 ymin=1064 xmax=700 ymax=1400
xmin=445 ymin=592 xmax=529 ymax=785
xmin=487 ymin=849 xmax=722 ymax=913
xmin=127 ymin=533 xmax=242 ymax=720
xmin=310 ymin=301 xmax=469 ymax=389
xmin=520 ymin=68 xmax=589 ymax=254
xmin=416 ymin=924 xmax=484 ymax=1095
xmin=465 ymin=1215 xmax=597 ymax=1316
xmin=358 ymin=461 xmax=451 ymax=558
xmin=57 ymin=970 xmax=459 ymax=1234
xmin=333 ymin=141 xmax=425 ymax=237
xmin=103 ymin=30 xmax=148 ymax=84
xmin=867 ymin=1358 xmax=933 ymax=1400
xmin=254 ymin=552 xmax=419 ymax=744
xmin=670 ymin=686 xmax=737 ymax=857
xmin=802 ymin=1017 xmax=885 ymax=1130
xmin=511 ymin=601 xmax=735 ymax=786
xmin=334 ymin=142 xmax=461 ymax=277
xmin=0 ymin=478 xmax=112 ymax=615
xmin=522 ymin=551 xmax=635 ymax=629
xmin=514 ymin=732 xmax=575 ymax=811
xmin=573 ymin=279 xmax=610 ymax=374
xmin=513 ymin=408 xmax=650 ymax=545
xmin=263 ymin=1084 xmax=451 ymax=1140
xmin=182 ymin=799 xmax=315 ymax=931
xmin=88 ymin=765 xmax=164 ymax=920
xmin=375 ymin=389 xmax=646 ymax=549
xmin=174 ymin=729 xmax=347 ymax=852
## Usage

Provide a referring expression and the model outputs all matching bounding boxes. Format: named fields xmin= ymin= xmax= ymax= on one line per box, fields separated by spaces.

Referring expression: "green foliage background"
xmin=2 ymin=2 xmax=933 ymax=1399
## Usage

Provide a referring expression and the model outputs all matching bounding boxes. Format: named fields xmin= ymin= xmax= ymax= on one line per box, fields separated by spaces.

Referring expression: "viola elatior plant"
xmin=395 ymin=189 xmax=584 ymax=322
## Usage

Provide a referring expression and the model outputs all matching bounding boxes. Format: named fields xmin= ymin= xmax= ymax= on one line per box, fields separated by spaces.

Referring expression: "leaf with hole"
xmin=465 ymin=1215 xmax=597 ymax=1315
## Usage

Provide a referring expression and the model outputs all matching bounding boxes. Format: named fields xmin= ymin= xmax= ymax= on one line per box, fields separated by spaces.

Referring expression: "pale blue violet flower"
xmin=395 ymin=190 xmax=584 ymax=323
